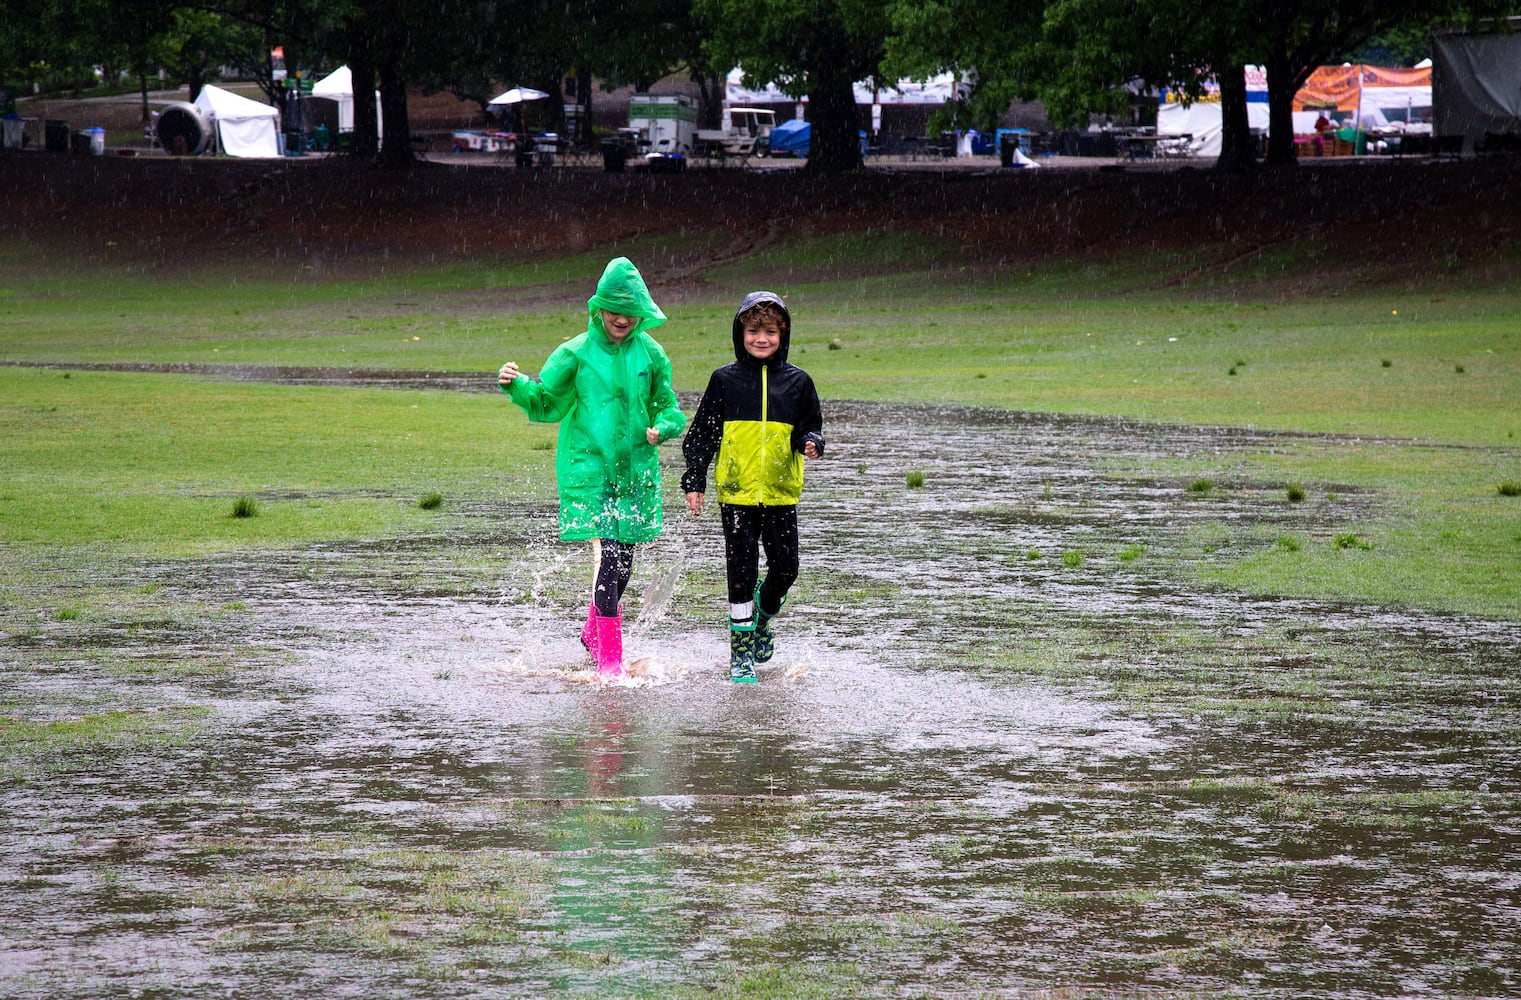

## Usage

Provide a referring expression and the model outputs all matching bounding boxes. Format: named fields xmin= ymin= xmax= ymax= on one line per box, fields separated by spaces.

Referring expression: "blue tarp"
xmin=768 ymin=119 xmax=810 ymax=156
xmin=766 ymin=120 xmax=870 ymax=158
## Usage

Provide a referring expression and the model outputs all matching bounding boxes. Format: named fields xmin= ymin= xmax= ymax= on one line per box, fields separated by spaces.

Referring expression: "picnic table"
xmin=1123 ymin=133 xmax=1194 ymax=159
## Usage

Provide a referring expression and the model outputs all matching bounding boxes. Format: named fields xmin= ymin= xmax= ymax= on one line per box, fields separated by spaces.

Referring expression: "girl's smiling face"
xmin=599 ymin=310 xmax=637 ymax=343
xmin=742 ymin=318 xmax=782 ymax=361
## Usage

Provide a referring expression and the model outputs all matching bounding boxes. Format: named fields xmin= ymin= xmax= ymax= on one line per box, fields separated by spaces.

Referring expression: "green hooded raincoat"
xmin=501 ymin=257 xmax=687 ymax=543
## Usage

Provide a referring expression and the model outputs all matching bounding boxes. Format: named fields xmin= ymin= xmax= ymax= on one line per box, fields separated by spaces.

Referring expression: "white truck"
xmin=696 ymin=107 xmax=777 ymax=158
xmin=626 ymin=93 xmax=698 ymax=156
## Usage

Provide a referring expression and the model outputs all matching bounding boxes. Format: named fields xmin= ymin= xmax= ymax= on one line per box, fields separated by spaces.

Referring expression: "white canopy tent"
xmin=311 ymin=65 xmax=383 ymax=136
xmin=1156 ymin=66 xmax=1270 ymax=158
xmin=192 ymin=84 xmax=280 ymax=158
xmin=724 ymin=68 xmax=968 ymax=107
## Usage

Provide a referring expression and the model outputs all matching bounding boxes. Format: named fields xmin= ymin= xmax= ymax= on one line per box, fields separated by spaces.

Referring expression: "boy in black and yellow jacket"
xmin=682 ymin=291 xmax=825 ymax=683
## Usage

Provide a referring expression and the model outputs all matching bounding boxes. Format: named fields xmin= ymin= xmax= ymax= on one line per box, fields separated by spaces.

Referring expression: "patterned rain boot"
xmin=728 ymin=618 xmax=758 ymax=684
xmin=592 ymin=611 xmax=624 ymax=678
xmin=752 ymin=584 xmax=785 ymax=665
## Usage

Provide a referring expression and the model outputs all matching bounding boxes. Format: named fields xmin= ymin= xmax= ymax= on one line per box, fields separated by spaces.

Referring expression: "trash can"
xmin=71 ymin=130 xmax=94 ymax=154
xmin=45 ymin=119 xmax=70 ymax=153
xmin=86 ymin=127 xmax=105 ymax=155
xmin=998 ymin=132 xmax=1017 ymax=167
xmin=284 ymin=131 xmax=304 ymax=156
xmin=939 ymin=130 xmax=957 ymax=157
xmin=515 ymin=134 xmax=534 ymax=168
xmin=601 ymin=136 xmax=627 ymax=173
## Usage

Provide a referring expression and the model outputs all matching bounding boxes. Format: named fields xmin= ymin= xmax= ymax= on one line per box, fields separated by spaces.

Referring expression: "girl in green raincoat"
xmin=498 ymin=257 xmax=687 ymax=677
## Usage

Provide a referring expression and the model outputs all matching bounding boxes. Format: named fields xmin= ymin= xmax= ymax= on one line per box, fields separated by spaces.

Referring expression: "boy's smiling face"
xmin=742 ymin=317 xmax=782 ymax=361
xmin=599 ymin=310 xmax=637 ymax=343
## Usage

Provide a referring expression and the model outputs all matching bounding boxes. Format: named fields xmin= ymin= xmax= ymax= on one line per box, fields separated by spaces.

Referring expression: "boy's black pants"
xmin=720 ymin=504 xmax=799 ymax=616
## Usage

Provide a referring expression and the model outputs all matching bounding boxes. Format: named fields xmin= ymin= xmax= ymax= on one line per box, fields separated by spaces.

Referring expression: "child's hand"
xmin=685 ymin=492 xmax=705 ymax=515
xmin=645 ymin=427 xmax=660 ymax=445
xmin=497 ymin=362 xmax=520 ymax=385
xmin=803 ymin=441 xmax=819 ymax=459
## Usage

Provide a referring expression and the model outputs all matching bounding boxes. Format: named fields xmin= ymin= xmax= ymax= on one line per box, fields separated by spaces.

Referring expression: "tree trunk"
xmin=576 ymin=73 xmax=593 ymax=145
xmin=804 ymin=64 xmax=861 ymax=174
xmin=1214 ymin=64 xmax=1257 ymax=173
xmin=349 ymin=56 xmax=379 ymax=159
xmin=534 ymin=72 xmax=567 ymax=137
xmin=692 ymin=69 xmax=723 ymax=130
xmin=187 ymin=74 xmax=205 ymax=102
xmin=1264 ymin=53 xmax=1301 ymax=168
xmin=376 ymin=61 xmax=413 ymax=168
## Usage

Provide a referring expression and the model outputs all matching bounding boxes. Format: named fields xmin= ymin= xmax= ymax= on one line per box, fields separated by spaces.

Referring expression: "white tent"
xmin=192 ymin=84 xmax=280 ymax=158
xmin=724 ymin=68 xmax=968 ymax=107
xmin=1156 ymin=66 xmax=1270 ymax=158
xmin=311 ymin=65 xmax=383 ymax=135
xmin=853 ymin=74 xmax=967 ymax=106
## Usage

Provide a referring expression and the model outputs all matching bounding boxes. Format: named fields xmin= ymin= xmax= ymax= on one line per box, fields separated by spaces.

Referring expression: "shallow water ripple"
xmin=4 ymin=402 xmax=1519 ymax=997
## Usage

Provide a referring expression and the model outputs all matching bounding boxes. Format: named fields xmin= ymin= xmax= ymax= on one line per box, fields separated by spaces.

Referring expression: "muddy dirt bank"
xmin=3 ymin=153 xmax=1518 ymax=286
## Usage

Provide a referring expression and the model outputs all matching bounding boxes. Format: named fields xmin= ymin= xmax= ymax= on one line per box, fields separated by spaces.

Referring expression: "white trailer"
xmin=627 ymin=93 xmax=698 ymax=155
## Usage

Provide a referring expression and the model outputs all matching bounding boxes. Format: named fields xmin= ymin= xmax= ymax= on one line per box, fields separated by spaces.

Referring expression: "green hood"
xmin=586 ymin=257 xmax=666 ymax=339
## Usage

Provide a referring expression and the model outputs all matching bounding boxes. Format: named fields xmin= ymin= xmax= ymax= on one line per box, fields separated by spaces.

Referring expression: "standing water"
xmin=3 ymin=394 xmax=1519 ymax=998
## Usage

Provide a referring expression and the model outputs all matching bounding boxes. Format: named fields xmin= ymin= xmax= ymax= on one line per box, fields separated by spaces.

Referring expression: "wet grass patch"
xmin=204 ymin=844 xmax=553 ymax=960
xmin=986 ymin=615 xmax=1521 ymax=724
xmin=1094 ymin=439 xmax=1520 ymax=620
xmin=0 ymin=705 xmax=211 ymax=777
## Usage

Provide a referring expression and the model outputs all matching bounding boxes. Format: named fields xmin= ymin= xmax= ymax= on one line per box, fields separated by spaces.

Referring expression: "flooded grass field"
xmin=5 ymin=373 xmax=1519 ymax=997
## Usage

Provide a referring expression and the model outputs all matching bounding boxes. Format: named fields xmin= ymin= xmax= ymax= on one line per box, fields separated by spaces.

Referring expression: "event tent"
xmin=724 ymin=68 xmax=967 ymax=108
xmin=1157 ymin=64 xmax=1431 ymax=157
xmin=192 ymin=84 xmax=280 ymax=158
xmin=1156 ymin=66 xmax=1270 ymax=158
xmin=1291 ymin=64 xmax=1431 ymax=132
xmin=311 ymin=65 xmax=383 ymax=135
xmin=1433 ymin=26 xmax=1521 ymax=151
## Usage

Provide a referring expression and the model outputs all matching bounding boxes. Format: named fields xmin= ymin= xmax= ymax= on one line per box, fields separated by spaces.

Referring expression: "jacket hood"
xmin=731 ymin=290 xmax=791 ymax=366
xmin=587 ymin=257 xmax=666 ymax=342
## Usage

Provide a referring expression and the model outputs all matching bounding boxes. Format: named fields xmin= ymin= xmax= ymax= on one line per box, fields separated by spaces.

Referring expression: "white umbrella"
xmin=488 ymin=86 xmax=552 ymax=141
xmin=488 ymin=87 xmax=549 ymax=108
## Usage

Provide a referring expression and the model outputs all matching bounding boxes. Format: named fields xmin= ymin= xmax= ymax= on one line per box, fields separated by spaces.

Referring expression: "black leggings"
xmin=720 ymin=504 xmax=799 ymax=615
xmin=593 ymin=540 xmax=635 ymax=617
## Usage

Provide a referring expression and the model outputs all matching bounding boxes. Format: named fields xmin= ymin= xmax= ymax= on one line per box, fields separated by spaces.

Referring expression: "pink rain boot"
xmin=592 ymin=611 xmax=624 ymax=678
xmin=580 ymin=602 xmax=597 ymax=658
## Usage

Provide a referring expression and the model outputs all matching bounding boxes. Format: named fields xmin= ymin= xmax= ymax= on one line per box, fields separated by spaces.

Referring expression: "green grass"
xmin=2 ymin=235 xmax=1518 ymax=616
xmin=0 ymin=706 xmax=211 ymax=776
xmin=0 ymin=367 xmax=556 ymax=553
xmin=5 ymin=237 xmax=1518 ymax=445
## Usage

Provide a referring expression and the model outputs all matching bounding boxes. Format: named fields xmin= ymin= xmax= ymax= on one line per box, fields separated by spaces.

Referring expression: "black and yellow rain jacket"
xmin=681 ymin=292 xmax=825 ymax=506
